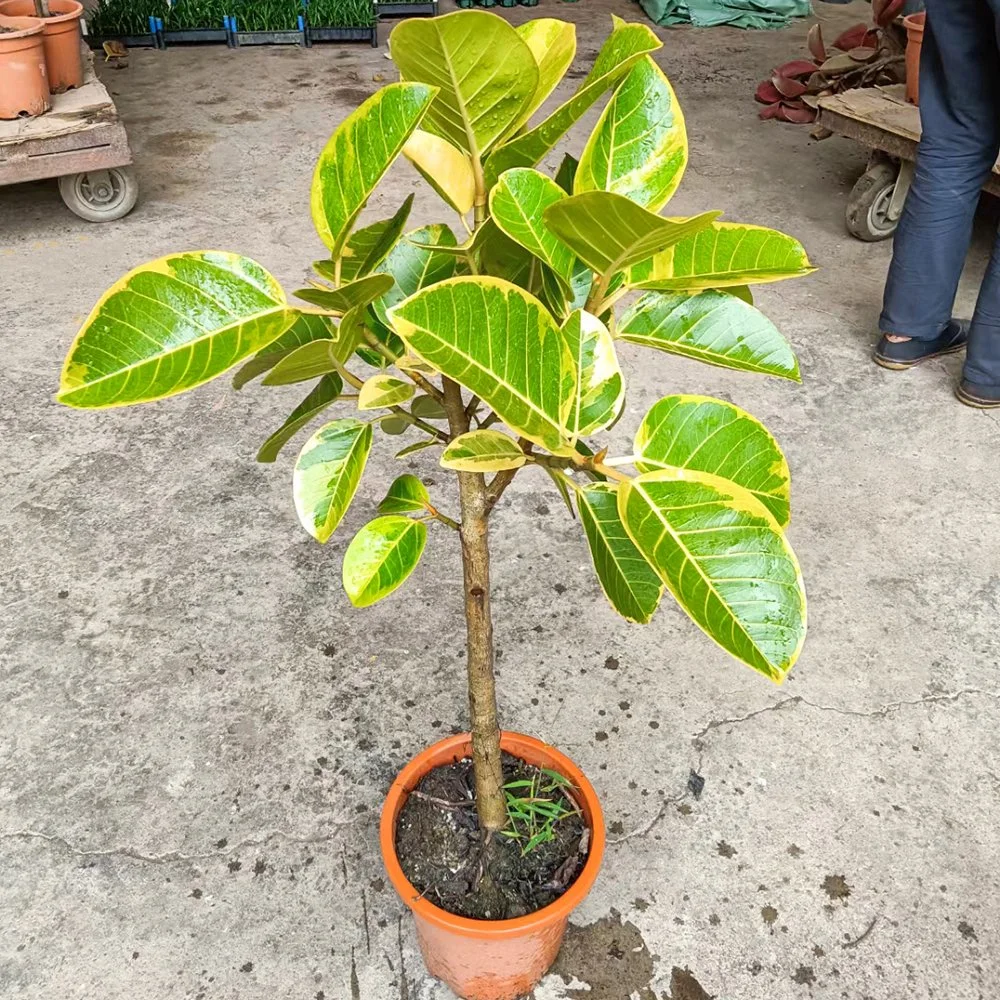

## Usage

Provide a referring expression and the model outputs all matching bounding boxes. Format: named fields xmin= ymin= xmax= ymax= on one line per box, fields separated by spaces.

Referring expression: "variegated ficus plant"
xmin=59 ymin=11 xmax=811 ymax=835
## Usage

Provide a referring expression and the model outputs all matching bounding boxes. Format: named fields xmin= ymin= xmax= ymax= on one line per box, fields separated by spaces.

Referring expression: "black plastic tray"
xmin=234 ymin=28 xmax=306 ymax=46
xmin=86 ymin=32 xmax=161 ymax=49
xmin=161 ymin=28 xmax=232 ymax=46
xmin=375 ymin=1 xmax=437 ymax=16
xmin=306 ymin=25 xmax=378 ymax=46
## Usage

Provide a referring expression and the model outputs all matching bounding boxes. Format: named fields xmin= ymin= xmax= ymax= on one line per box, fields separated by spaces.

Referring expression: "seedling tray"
xmin=161 ymin=28 xmax=232 ymax=45
xmin=375 ymin=1 xmax=436 ymax=16
xmin=233 ymin=28 xmax=306 ymax=45
xmin=307 ymin=25 xmax=377 ymax=45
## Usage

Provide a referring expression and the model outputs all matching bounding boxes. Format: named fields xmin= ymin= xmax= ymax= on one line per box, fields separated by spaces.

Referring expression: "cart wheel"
xmin=846 ymin=162 xmax=900 ymax=242
xmin=58 ymin=167 xmax=139 ymax=222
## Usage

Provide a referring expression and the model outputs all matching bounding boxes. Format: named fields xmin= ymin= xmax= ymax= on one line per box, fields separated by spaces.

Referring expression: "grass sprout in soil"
xmin=86 ymin=0 xmax=166 ymax=37
xmin=307 ymin=0 xmax=375 ymax=28
xmin=396 ymin=753 xmax=588 ymax=921
xmin=230 ymin=0 xmax=301 ymax=30
xmin=163 ymin=0 xmax=230 ymax=30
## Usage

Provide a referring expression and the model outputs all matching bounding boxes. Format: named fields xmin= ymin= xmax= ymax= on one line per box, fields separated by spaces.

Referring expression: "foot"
xmin=956 ymin=379 xmax=1000 ymax=408
xmin=873 ymin=319 xmax=969 ymax=370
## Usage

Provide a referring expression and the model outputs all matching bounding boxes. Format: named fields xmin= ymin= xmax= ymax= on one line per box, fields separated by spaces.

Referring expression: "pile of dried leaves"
xmin=756 ymin=0 xmax=908 ymax=124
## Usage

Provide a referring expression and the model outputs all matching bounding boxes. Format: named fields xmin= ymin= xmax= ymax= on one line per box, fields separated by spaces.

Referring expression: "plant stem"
xmin=442 ymin=376 xmax=506 ymax=834
xmin=361 ymin=329 xmax=444 ymax=403
xmin=34 ymin=0 xmax=50 ymax=16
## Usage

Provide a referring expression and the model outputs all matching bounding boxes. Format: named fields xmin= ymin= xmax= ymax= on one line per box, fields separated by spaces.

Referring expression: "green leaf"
xmin=389 ymin=11 xmax=538 ymax=157
xmin=617 ymin=290 xmax=800 ymax=381
xmin=618 ymin=470 xmax=806 ymax=681
xmin=396 ymin=439 xmax=439 ymax=458
xmin=542 ymin=465 xmax=575 ymax=518
xmin=293 ymin=274 xmax=395 ymax=315
xmin=489 ymin=168 xmax=575 ymax=287
xmin=58 ymin=252 xmax=298 ymax=409
xmin=342 ymin=516 xmax=427 ymax=607
xmin=512 ymin=18 xmax=577 ymax=133
xmin=577 ymin=483 xmax=663 ymax=624
xmin=634 ymin=394 xmax=791 ymax=526
xmin=484 ymin=16 xmax=661 ymax=185
xmin=561 ymin=310 xmax=623 ymax=439
xmin=233 ymin=313 xmax=337 ymax=390
xmin=576 ymin=57 xmax=686 ymax=213
xmin=628 ymin=222 xmax=815 ymax=292
xmin=262 ymin=339 xmax=343 ymax=387
xmin=358 ymin=374 xmax=415 ymax=410
xmin=371 ymin=224 xmax=458 ymax=329
xmin=544 ymin=192 xmax=719 ymax=279
xmin=388 ymin=276 xmax=576 ymax=453
xmin=378 ymin=474 xmax=431 ymax=513
xmin=380 ymin=415 xmax=410 ymax=435
xmin=313 ymin=197 xmax=416 ymax=286
xmin=293 ymin=419 xmax=374 ymax=543
xmin=257 ymin=374 xmax=343 ymax=464
xmin=311 ymin=84 xmax=435 ymax=256
xmin=403 ymin=130 xmax=476 ymax=216
xmin=726 ymin=285 xmax=753 ymax=304
xmin=440 ymin=430 xmax=526 ymax=472
xmin=410 ymin=394 xmax=448 ymax=419
xmin=554 ymin=153 xmax=579 ymax=195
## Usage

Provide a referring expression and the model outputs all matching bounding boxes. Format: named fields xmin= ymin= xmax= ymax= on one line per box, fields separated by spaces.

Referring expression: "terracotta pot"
xmin=381 ymin=731 xmax=605 ymax=1000
xmin=903 ymin=12 xmax=925 ymax=105
xmin=0 ymin=15 xmax=50 ymax=119
xmin=0 ymin=0 xmax=82 ymax=92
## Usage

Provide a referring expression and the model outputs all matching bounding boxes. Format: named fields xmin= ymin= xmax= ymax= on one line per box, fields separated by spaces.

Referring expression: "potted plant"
xmin=0 ymin=14 xmax=50 ymax=119
xmin=56 ymin=11 xmax=810 ymax=999
xmin=304 ymin=0 xmax=377 ymax=47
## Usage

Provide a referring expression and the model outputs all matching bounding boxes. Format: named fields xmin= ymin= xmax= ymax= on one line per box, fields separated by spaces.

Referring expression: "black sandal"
xmin=873 ymin=319 xmax=969 ymax=370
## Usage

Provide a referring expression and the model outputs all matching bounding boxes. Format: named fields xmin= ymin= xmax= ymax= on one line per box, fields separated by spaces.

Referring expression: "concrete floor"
xmin=2 ymin=2 xmax=999 ymax=998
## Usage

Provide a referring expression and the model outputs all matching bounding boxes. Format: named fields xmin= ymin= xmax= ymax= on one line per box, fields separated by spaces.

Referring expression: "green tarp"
xmin=637 ymin=0 xmax=812 ymax=29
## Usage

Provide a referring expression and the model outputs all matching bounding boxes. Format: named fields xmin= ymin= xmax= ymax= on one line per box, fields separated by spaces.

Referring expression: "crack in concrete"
xmin=612 ymin=689 xmax=997 ymax=847
xmin=692 ymin=688 xmax=999 ymax=742
xmin=0 ymin=822 xmax=352 ymax=865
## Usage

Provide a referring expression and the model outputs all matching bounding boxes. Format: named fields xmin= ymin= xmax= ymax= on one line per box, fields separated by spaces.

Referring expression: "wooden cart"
xmin=0 ymin=48 xmax=137 ymax=222
xmin=817 ymin=85 xmax=1000 ymax=242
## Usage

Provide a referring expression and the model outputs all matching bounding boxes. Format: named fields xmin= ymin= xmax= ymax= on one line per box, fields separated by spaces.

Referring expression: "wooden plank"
xmin=0 ymin=49 xmax=116 ymax=148
xmin=0 ymin=123 xmax=131 ymax=185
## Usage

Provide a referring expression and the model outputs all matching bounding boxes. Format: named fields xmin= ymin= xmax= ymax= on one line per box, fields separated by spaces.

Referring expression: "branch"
xmin=484 ymin=437 xmax=531 ymax=513
xmin=464 ymin=394 xmax=480 ymax=421
xmin=422 ymin=502 xmax=460 ymax=531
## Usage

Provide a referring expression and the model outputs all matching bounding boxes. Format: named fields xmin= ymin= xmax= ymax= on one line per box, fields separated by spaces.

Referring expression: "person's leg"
xmin=877 ymin=0 xmax=1000 ymax=366
xmin=958 ymin=4 xmax=1000 ymax=403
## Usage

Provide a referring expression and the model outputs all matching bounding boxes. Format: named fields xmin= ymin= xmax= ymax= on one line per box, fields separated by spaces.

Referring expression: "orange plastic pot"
xmin=903 ymin=12 xmax=925 ymax=106
xmin=381 ymin=732 xmax=605 ymax=1000
xmin=0 ymin=0 xmax=82 ymax=92
xmin=0 ymin=15 xmax=50 ymax=119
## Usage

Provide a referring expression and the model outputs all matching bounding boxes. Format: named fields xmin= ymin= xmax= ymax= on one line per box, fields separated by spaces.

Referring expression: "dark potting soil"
xmin=395 ymin=752 xmax=589 ymax=921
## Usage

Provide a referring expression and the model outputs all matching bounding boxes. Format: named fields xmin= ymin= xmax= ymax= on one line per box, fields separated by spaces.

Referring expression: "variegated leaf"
xmin=388 ymin=277 xmax=576 ymax=453
xmin=617 ymin=290 xmax=800 ymax=380
xmin=311 ymin=86 xmax=434 ymax=256
xmin=371 ymin=224 xmax=458 ymax=329
xmin=576 ymin=57 xmax=686 ymax=212
xmin=619 ymin=470 xmax=806 ymax=680
xmin=233 ymin=312 xmax=337 ymax=390
xmin=578 ymin=483 xmax=663 ymax=623
xmin=440 ymin=430 xmax=526 ymax=472
xmin=342 ymin=516 xmax=427 ymax=607
xmin=59 ymin=252 xmax=297 ymax=409
xmin=544 ymin=192 xmax=719 ymax=280
xmin=389 ymin=11 xmax=538 ymax=156
xmin=484 ymin=15 xmax=661 ymax=185
xmin=489 ymin=168 xmax=575 ymax=287
xmin=511 ymin=18 xmax=577 ymax=133
xmin=628 ymin=223 xmax=814 ymax=292
xmin=293 ymin=274 xmax=395 ymax=315
xmin=293 ymin=419 xmax=373 ymax=543
xmin=634 ymin=395 xmax=791 ymax=526
xmin=403 ymin=130 xmax=476 ymax=216
xmin=561 ymin=310 xmax=624 ymax=438
xmin=358 ymin=374 xmax=415 ymax=410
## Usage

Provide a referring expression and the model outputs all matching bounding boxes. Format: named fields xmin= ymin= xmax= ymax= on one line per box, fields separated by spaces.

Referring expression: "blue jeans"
xmin=880 ymin=0 xmax=1000 ymax=386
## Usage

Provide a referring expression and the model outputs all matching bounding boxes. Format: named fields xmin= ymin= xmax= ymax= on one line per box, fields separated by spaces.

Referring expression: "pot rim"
xmin=0 ymin=0 xmax=82 ymax=23
xmin=0 ymin=13 xmax=44 ymax=36
xmin=380 ymin=730 xmax=605 ymax=940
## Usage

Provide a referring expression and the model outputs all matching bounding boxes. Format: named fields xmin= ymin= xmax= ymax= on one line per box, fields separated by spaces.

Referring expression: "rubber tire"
xmin=846 ymin=162 xmax=899 ymax=242
xmin=58 ymin=167 xmax=139 ymax=222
